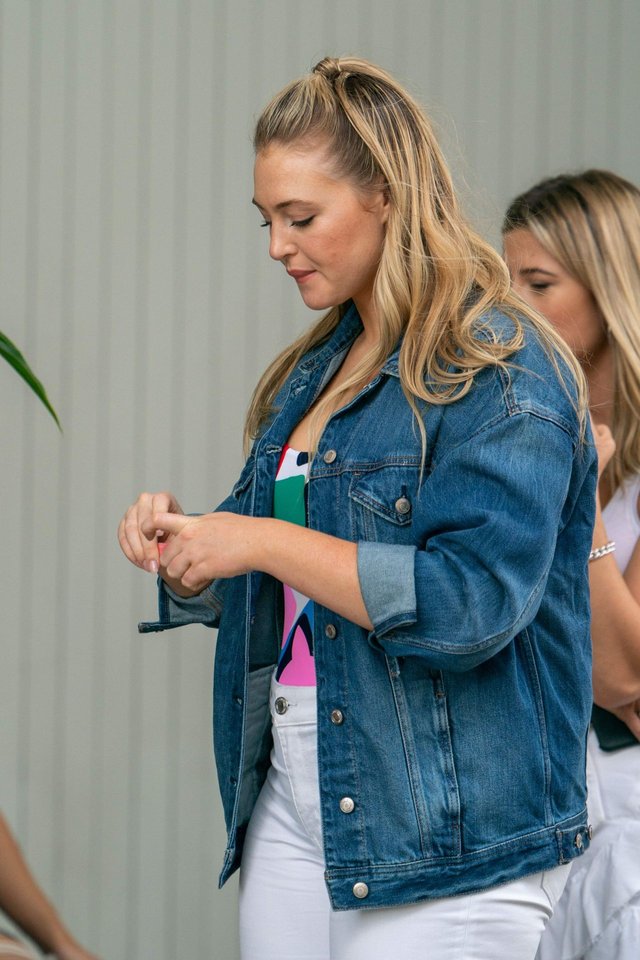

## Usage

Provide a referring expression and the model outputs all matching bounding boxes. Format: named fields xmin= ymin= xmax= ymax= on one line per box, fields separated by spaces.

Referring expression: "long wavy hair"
xmin=245 ymin=56 xmax=586 ymax=456
xmin=504 ymin=169 xmax=640 ymax=491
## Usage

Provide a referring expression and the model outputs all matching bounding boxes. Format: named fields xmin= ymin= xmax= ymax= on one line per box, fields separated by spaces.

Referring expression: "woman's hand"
xmin=590 ymin=416 xmax=616 ymax=480
xmin=118 ymin=491 xmax=185 ymax=574
xmin=153 ymin=511 xmax=262 ymax=594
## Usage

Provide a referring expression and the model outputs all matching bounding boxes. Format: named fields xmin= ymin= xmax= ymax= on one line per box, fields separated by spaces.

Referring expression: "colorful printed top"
xmin=273 ymin=446 xmax=315 ymax=686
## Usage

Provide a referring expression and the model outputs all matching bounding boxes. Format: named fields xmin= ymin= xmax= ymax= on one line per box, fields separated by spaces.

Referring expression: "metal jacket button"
xmin=339 ymin=797 xmax=355 ymax=814
xmin=331 ymin=709 xmax=344 ymax=725
xmin=323 ymin=449 xmax=337 ymax=464
xmin=325 ymin=623 xmax=337 ymax=639
xmin=274 ymin=697 xmax=288 ymax=715
xmin=353 ymin=882 xmax=369 ymax=899
xmin=395 ymin=496 xmax=411 ymax=515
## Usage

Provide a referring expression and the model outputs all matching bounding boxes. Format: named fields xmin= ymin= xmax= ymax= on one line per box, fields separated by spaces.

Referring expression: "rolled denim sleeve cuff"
xmin=357 ymin=541 xmax=417 ymax=637
xmin=138 ymin=578 xmax=222 ymax=633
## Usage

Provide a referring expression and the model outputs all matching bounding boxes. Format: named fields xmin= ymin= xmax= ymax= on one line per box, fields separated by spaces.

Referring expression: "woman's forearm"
xmin=253 ymin=518 xmax=374 ymax=630
xmin=0 ymin=815 xmax=85 ymax=956
xmin=155 ymin=512 xmax=375 ymax=629
xmin=590 ymin=501 xmax=640 ymax=708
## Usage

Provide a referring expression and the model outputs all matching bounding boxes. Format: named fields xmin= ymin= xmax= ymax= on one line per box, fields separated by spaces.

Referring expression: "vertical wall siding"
xmin=0 ymin=2 xmax=638 ymax=958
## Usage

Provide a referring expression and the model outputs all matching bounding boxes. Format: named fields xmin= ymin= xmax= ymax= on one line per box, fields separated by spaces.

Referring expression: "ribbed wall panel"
xmin=0 ymin=2 xmax=638 ymax=957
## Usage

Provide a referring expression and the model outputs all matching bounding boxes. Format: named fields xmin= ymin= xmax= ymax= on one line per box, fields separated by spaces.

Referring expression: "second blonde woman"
xmin=504 ymin=169 xmax=640 ymax=960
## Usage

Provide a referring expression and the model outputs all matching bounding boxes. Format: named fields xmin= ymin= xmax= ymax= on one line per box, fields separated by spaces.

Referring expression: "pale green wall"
xmin=0 ymin=1 xmax=638 ymax=958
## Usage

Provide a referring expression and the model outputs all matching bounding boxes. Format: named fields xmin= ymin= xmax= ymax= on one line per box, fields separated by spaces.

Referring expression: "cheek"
xmin=513 ymin=284 xmax=536 ymax=310
xmin=513 ymin=282 xmax=542 ymax=315
xmin=538 ymin=301 xmax=578 ymax=342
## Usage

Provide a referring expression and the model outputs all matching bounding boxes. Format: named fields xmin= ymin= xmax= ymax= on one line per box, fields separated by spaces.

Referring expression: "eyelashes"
xmin=259 ymin=216 xmax=315 ymax=229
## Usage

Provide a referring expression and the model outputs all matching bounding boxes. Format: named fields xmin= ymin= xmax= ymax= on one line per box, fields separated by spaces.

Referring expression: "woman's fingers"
xmin=117 ymin=492 xmax=184 ymax=571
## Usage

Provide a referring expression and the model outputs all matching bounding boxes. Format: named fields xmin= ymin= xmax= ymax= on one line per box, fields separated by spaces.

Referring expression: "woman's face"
xmin=253 ymin=140 xmax=389 ymax=323
xmin=503 ymin=228 xmax=607 ymax=361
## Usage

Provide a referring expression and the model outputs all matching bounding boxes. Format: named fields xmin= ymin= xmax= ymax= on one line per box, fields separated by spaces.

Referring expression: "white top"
xmin=602 ymin=472 xmax=640 ymax=572
xmin=536 ymin=474 xmax=640 ymax=960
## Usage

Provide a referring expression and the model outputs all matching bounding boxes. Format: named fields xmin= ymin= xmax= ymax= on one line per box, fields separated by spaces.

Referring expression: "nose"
xmin=268 ymin=224 xmax=297 ymax=262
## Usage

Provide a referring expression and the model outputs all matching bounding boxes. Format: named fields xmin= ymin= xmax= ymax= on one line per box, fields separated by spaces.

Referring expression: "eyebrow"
xmin=251 ymin=198 xmax=311 ymax=211
xmin=518 ymin=267 xmax=557 ymax=278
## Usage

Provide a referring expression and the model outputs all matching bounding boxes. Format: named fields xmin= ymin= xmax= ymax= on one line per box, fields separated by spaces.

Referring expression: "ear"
xmin=376 ymin=183 xmax=391 ymax=225
xmin=382 ymin=187 xmax=391 ymax=224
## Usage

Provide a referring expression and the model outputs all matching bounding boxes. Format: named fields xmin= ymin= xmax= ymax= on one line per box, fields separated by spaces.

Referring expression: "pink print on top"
xmin=273 ymin=446 xmax=315 ymax=686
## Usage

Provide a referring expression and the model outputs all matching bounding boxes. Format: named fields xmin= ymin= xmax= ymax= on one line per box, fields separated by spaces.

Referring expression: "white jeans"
xmin=239 ymin=677 xmax=571 ymax=960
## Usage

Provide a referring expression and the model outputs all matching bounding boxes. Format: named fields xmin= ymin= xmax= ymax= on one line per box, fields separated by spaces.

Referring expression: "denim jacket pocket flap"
xmin=349 ymin=472 xmax=415 ymax=526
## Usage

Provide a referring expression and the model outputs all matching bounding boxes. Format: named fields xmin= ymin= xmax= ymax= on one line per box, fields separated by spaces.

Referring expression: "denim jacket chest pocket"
xmin=348 ymin=463 xmax=422 ymax=543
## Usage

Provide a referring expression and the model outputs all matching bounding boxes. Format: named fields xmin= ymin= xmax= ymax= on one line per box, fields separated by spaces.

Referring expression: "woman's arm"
xmin=151 ymin=511 xmax=374 ymax=629
xmin=589 ymin=498 xmax=640 ymax=711
xmin=588 ymin=423 xmax=640 ymax=714
xmin=152 ymin=408 xmax=587 ymax=672
xmin=0 ymin=814 xmax=100 ymax=960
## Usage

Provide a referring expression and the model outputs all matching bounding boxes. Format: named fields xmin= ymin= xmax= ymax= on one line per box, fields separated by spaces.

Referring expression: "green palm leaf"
xmin=1 ymin=331 xmax=61 ymax=429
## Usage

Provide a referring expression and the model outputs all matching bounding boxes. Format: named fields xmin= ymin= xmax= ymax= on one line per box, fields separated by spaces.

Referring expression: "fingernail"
xmin=149 ymin=560 xmax=159 ymax=574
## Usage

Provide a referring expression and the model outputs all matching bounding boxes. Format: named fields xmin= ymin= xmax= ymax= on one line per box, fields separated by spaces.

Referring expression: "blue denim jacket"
xmin=140 ymin=303 xmax=596 ymax=910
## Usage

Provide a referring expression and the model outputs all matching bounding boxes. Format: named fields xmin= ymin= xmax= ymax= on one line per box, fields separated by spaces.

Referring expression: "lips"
xmin=287 ymin=269 xmax=316 ymax=283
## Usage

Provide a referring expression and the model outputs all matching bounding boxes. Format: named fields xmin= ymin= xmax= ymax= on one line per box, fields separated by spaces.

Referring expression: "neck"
xmin=353 ymin=294 xmax=381 ymax=348
xmin=583 ymin=340 xmax=614 ymax=428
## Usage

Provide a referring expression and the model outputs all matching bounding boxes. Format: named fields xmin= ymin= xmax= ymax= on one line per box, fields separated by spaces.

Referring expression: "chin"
xmin=299 ymin=292 xmax=339 ymax=311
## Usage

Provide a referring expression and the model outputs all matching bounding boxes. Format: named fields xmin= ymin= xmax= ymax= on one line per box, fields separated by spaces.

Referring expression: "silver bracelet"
xmin=589 ymin=540 xmax=616 ymax=562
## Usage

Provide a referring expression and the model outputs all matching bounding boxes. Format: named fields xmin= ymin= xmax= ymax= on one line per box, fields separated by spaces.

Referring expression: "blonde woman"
xmin=504 ymin=169 xmax=640 ymax=960
xmin=119 ymin=59 xmax=596 ymax=960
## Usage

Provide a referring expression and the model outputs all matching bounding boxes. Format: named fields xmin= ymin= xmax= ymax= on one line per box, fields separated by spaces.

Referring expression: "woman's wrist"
xmin=160 ymin=572 xmax=200 ymax=599
xmin=27 ymin=909 xmax=70 ymax=956
xmin=249 ymin=517 xmax=279 ymax=575
xmin=591 ymin=494 xmax=608 ymax=548
xmin=47 ymin=923 xmax=95 ymax=960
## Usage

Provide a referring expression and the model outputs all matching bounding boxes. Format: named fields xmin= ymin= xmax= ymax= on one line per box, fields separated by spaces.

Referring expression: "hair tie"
xmin=313 ymin=57 xmax=344 ymax=83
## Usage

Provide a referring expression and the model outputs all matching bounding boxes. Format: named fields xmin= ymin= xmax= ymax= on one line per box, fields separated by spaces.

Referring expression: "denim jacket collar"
xmin=297 ymin=301 xmax=402 ymax=380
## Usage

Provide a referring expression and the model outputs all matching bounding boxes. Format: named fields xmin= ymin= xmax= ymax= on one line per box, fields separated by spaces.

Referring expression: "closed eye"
xmin=259 ymin=216 xmax=313 ymax=228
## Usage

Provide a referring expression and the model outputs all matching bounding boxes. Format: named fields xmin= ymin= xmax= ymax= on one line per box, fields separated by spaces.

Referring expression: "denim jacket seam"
xmin=367 ymin=609 xmax=417 ymax=637
xmin=310 ymin=455 xmax=423 ymax=481
xmin=324 ymin=807 xmax=590 ymax=877
xmin=432 ymin=406 xmax=576 ymax=473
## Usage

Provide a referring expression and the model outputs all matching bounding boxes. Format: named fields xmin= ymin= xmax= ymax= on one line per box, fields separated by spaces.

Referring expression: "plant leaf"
xmin=0 ymin=331 xmax=61 ymax=429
